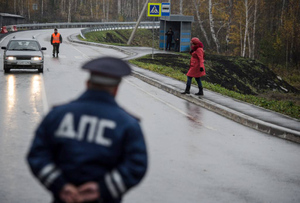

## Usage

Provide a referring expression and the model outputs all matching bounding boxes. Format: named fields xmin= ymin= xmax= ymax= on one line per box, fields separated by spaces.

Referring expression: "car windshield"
xmin=7 ymin=40 xmax=40 ymax=51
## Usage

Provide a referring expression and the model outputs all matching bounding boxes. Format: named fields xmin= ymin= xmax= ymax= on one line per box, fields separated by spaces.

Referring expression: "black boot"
xmin=195 ymin=87 xmax=203 ymax=95
xmin=181 ymin=85 xmax=190 ymax=94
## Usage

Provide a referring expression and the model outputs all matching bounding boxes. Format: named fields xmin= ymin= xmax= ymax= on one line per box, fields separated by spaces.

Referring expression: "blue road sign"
xmin=161 ymin=3 xmax=170 ymax=16
xmin=148 ymin=3 xmax=161 ymax=17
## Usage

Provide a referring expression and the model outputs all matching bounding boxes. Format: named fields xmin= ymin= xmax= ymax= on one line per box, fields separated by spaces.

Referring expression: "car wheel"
xmin=4 ymin=65 xmax=10 ymax=73
xmin=38 ymin=65 xmax=44 ymax=73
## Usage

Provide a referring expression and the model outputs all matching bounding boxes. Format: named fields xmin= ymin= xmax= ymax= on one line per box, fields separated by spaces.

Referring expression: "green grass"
xmin=79 ymin=29 xmax=160 ymax=48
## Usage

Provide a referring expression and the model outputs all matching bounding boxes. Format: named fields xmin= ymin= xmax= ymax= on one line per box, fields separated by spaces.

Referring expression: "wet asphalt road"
xmin=0 ymin=29 xmax=300 ymax=203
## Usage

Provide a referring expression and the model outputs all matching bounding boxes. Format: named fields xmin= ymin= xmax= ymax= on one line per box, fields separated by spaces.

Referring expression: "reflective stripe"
xmin=105 ymin=173 xmax=119 ymax=198
xmin=38 ymin=163 xmax=55 ymax=180
xmin=112 ymin=170 xmax=126 ymax=193
xmin=44 ymin=170 xmax=61 ymax=188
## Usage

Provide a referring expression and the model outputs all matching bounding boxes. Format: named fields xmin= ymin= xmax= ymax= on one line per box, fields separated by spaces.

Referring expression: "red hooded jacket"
xmin=186 ymin=37 xmax=206 ymax=78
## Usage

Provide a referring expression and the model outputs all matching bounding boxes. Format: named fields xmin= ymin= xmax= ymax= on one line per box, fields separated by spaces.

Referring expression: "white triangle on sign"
xmin=151 ymin=6 xmax=159 ymax=14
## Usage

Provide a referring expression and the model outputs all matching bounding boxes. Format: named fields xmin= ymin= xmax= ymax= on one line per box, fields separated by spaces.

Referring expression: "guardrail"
xmin=9 ymin=21 xmax=160 ymax=40
xmin=13 ymin=21 xmax=159 ymax=30
xmin=80 ymin=21 xmax=160 ymax=39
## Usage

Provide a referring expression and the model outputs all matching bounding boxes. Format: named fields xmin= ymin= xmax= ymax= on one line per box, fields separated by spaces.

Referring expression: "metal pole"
xmin=152 ymin=17 xmax=154 ymax=59
xmin=127 ymin=0 xmax=150 ymax=45
xmin=164 ymin=19 xmax=166 ymax=51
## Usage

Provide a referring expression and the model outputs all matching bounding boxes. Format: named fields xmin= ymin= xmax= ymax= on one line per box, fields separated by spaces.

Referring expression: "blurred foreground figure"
xmin=27 ymin=57 xmax=148 ymax=203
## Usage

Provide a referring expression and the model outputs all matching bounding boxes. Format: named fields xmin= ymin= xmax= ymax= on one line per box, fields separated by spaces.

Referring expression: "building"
xmin=0 ymin=13 xmax=25 ymax=28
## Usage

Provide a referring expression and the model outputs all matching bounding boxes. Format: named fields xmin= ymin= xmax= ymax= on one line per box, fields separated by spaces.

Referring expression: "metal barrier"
xmin=13 ymin=21 xmax=159 ymax=31
xmin=80 ymin=22 xmax=160 ymax=39
xmin=7 ymin=21 xmax=159 ymax=39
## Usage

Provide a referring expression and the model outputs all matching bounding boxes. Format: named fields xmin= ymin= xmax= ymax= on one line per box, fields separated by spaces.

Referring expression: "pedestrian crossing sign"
xmin=148 ymin=3 xmax=161 ymax=17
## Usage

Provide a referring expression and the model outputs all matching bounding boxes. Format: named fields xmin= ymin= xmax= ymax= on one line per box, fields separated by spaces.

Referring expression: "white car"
xmin=1 ymin=37 xmax=46 ymax=73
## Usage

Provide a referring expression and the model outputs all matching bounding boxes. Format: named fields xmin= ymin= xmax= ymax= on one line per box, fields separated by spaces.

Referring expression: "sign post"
xmin=161 ymin=3 xmax=171 ymax=51
xmin=147 ymin=3 xmax=161 ymax=59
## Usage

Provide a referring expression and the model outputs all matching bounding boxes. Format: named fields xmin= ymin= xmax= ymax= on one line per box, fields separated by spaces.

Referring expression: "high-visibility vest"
xmin=52 ymin=33 xmax=61 ymax=43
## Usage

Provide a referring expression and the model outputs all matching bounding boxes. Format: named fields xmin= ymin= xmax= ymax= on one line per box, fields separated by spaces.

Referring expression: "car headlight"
xmin=31 ymin=56 xmax=42 ymax=61
xmin=6 ymin=56 xmax=16 ymax=61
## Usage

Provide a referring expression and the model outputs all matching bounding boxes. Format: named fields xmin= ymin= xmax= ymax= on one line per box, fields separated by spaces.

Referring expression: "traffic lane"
xmin=0 ymin=73 xmax=51 ymax=202
xmin=38 ymin=28 xmax=127 ymax=60
xmin=0 ymin=31 xmax=51 ymax=202
xmin=36 ymin=28 xmax=128 ymax=109
xmin=0 ymin=73 xmax=42 ymax=129
xmin=120 ymin=76 xmax=300 ymax=203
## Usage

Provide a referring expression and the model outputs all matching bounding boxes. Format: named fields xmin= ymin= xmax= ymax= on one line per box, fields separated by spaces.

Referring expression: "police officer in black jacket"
xmin=27 ymin=57 xmax=148 ymax=203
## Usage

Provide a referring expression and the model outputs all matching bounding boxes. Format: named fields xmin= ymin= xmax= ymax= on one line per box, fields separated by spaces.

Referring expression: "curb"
xmin=131 ymin=70 xmax=300 ymax=144
xmin=68 ymin=34 xmax=300 ymax=144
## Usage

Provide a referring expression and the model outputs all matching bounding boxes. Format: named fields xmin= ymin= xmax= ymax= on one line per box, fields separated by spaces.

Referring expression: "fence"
xmin=11 ymin=21 xmax=159 ymax=37
xmin=1 ymin=21 xmax=160 ymax=43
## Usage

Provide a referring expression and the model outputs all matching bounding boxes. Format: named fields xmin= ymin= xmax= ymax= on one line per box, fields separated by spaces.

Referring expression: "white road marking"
xmin=0 ymin=34 xmax=14 ymax=43
xmin=124 ymin=78 xmax=216 ymax=131
xmin=69 ymin=45 xmax=90 ymax=59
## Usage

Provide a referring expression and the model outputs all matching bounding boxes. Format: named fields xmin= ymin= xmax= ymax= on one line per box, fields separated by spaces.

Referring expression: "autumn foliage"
xmin=0 ymin=0 xmax=299 ymax=68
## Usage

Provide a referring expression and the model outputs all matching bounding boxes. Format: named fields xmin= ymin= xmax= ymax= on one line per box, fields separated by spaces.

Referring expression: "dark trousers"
xmin=187 ymin=76 xmax=203 ymax=88
xmin=52 ymin=43 xmax=60 ymax=55
xmin=166 ymin=41 xmax=172 ymax=50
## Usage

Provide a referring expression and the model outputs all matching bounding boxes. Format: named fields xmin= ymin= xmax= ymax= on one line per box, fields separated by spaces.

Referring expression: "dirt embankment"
xmin=135 ymin=53 xmax=299 ymax=104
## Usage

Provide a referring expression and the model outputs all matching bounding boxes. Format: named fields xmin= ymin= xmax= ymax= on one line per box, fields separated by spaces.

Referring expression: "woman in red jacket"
xmin=181 ymin=37 xmax=206 ymax=95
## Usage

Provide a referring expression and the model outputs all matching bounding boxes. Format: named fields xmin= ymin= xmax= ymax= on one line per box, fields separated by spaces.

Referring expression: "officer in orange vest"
xmin=51 ymin=28 xmax=62 ymax=57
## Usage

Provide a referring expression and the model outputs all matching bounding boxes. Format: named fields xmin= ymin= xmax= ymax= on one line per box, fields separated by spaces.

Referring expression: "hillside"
xmin=136 ymin=53 xmax=299 ymax=95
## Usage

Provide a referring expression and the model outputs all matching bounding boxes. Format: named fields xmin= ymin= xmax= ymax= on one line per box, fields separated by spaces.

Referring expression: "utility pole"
xmin=127 ymin=0 xmax=150 ymax=45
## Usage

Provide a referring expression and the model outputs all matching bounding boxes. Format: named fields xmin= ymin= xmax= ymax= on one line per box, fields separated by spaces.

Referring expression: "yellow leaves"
xmin=273 ymin=35 xmax=282 ymax=52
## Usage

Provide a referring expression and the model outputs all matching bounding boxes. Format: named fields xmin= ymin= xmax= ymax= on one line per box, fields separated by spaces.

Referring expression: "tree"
xmin=0 ymin=0 xmax=299 ymax=68
xmin=68 ymin=0 xmax=72 ymax=22
xmin=225 ymin=0 xmax=233 ymax=54
xmin=179 ymin=0 xmax=183 ymax=15
xmin=251 ymin=0 xmax=258 ymax=59
xmin=193 ymin=0 xmax=211 ymax=47
xmin=242 ymin=0 xmax=249 ymax=57
xmin=208 ymin=0 xmax=220 ymax=53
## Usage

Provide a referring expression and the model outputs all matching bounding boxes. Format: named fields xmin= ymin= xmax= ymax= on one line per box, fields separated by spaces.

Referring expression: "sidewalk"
xmin=68 ymin=34 xmax=300 ymax=144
